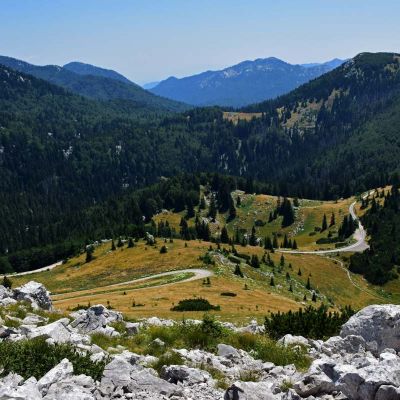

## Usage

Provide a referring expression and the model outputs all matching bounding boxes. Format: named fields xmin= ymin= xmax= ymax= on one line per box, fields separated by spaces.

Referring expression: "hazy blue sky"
xmin=1 ymin=0 xmax=399 ymax=84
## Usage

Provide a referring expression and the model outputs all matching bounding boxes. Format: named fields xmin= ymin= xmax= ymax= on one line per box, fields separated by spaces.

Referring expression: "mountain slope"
xmin=63 ymin=61 xmax=132 ymax=84
xmin=151 ymin=57 xmax=345 ymax=107
xmin=0 ymin=56 xmax=188 ymax=112
xmin=1 ymin=52 xmax=400 ymax=260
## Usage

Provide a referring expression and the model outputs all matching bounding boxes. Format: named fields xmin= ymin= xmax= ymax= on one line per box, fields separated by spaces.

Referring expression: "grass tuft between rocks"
xmin=91 ymin=314 xmax=311 ymax=372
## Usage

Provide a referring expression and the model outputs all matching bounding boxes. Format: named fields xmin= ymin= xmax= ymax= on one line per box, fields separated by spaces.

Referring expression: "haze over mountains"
xmin=150 ymin=57 xmax=345 ymax=107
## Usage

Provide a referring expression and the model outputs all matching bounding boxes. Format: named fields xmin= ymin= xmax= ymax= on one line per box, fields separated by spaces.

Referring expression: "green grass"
xmin=0 ymin=337 xmax=108 ymax=381
xmin=90 ymin=315 xmax=310 ymax=372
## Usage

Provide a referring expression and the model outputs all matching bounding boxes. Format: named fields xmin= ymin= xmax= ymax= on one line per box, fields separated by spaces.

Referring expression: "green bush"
xmin=171 ymin=298 xmax=220 ymax=312
xmin=0 ymin=338 xmax=108 ymax=380
xmin=264 ymin=305 xmax=355 ymax=340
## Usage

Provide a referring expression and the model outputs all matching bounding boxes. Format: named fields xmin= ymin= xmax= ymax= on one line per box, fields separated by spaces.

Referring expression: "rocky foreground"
xmin=0 ymin=281 xmax=399 ymax=399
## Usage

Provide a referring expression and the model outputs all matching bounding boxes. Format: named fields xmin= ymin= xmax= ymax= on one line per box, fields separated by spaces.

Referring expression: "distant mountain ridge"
xmin=0 ymin=56 xmax=188 ymax=112
xmin=63 ymin=61 xmax=133 ymax=85
xmin=151 ymin=57 xmax=345 ymax=107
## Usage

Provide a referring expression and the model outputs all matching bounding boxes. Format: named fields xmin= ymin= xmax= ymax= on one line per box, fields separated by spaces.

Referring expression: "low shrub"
xmin=264 ymin=305 xmax=355 ymax=340
xmin=171 ymin=298 xmax=220 ymax=312
xmin=0 ymin=337 xmax=108 ymax=381
xmin=220 ymin=292 xmax=237 ymax=297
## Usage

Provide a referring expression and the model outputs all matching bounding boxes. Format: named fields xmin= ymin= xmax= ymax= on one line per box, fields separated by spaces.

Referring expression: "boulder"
xmin=43 ymin=375 xmax=95 ymax=400
xmin=225 ymin=381 xmax=275 ymax=400
xmin=293 ymin=372 xmax=335 ymax=397
xmin=0 ymin=376 xmax=42 ymax=400
xmin=375 ymin=385 xmax=400 ymax=400
xmin=22 ymin=313 xmax=48 ymax=325
xmin=0 ymin=284 xmax=12 ymax=299
xmin=218 ymin=343 xmax=240 ymax=359
xmin=13 ymin=281 xmax=52 ymax=310
xmin=278 ymin=334 xmax=310 ymax=347
xmin=125 ymin=321 xmax=141 ymax=335
xmin=37 ymin=358 xmax=73 ymax=394
xmin=21 ymin=318 xmax=90 ymax=345
xmin=160 ymin=365 xmax=213 ymax=385
xmin=340 ymin=305 xmax=400 ymax=353
xmin=69 ymin=304 xmax=122 ymax=334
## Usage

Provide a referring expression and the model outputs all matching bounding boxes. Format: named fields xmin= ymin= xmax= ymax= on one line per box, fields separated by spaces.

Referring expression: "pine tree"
xmin=251 ymin=254 xmax=260 ymax=268
xmin=249 ymin=226 xmax=257 ymax=246
xmin=236 ymin=196 xmax=241 ymax=207
xmin=270 ymin=276 xmax=275 ymax=286
xmin=2 ymin=275 xmax=12 ymax=289
xmin=186 ymin=199 xmax=195 ymax=219
xmin=330 ymin=212 xmax=336 ymax=227
xmin=306 ymin=277 xmax=311 ymax=290
xmin=199 ymin=196 xmax=206 ymax=210
xmin=286 ymin=271 xmax=290 ymax=280
xmin=111 ymin=240 xmax=116 ymax=251
xmin=117 ymin=237 xmax=123 ymax=247
xmin=312 ymin=292 xmax=317 ymax=302
xmin=86 ymin=246 xmax=94 ymax=263
xmin=321 ymin=214 xmax=328 ymax=231
xmin=281 ymin=198 xmax=295 ymax=227
xmin=128 ymin=237 xmax=134 ymax=248
xmin=280 ymin=254 xmax=285 ymax=266
xmin=298 ymin=268 xmax=302 ymax=276
xmin=264 ymin=236 xmax=273 ymax=250
xmin=208 ymin=195 xmax=217 ymax=221
xmin=234 ymin=263 xmax=243 ymax=277
xmin=220 ymin=226 xmax=229 ymax=243
xmin=292 ymin=240 xmax=298 ymax=250
xmin=289 ymin=283 xmax=293 ymax=292
xmin=272 ymin=235 xmax=278 ymax=249
xmin=283 ymin=234 xmax=289 ymax=248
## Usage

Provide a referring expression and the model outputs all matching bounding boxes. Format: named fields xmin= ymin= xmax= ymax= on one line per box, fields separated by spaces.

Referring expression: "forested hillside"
xmin=1 ymin=52 xmax=400 ymax=266
xmin=350 ymin=184 xmax=400 ymax=285
xmin=0 ymin=56 xmax=188 ymax=112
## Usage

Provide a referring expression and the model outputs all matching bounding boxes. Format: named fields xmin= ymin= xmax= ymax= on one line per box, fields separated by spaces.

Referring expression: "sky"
xmin=1 ymin=0 xmax=400 ymax=85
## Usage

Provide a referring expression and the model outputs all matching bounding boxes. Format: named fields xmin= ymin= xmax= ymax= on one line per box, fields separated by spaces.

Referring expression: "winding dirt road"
xmin=52 ymin=268 xmax=213 ymax=302
xmin=280 ymin=199 xmax=369 ymax=255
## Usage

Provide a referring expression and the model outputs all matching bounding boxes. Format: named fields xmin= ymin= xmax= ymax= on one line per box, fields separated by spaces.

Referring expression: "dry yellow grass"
xmin=12 ymin=240 xmax=210 ymax=294
xmin=53 ymin=275 xmax=299 ymax=323
xmin=222 ymin=112 xmax=262 ymax=124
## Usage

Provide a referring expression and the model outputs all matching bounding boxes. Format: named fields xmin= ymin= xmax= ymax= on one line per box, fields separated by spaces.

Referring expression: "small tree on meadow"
xmin=2 ymin=275 xmax=12 ymax=289
xmin=234 ymin=263 xmax=244 ymax=277
xmin=86 ymin=246 xmax=94 ymax=263
xmin=321 ymin=214 xmax=328 ymax=231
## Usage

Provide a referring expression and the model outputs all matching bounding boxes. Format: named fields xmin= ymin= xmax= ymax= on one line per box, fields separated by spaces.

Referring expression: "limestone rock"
xmin=13 ymin=281 xmax=52 ymax=310
xmin=340 ymin=304 xmax=400 ymax=353
xmin=160 ymin=364 xmax=213 ymax=385
xmin=37 ymin=358 xmax=74 ymax=394
xmin=278 ymin=334 xmax=310 ymax=347
xmin=69 ymin=304 xmax=122 ymax=334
